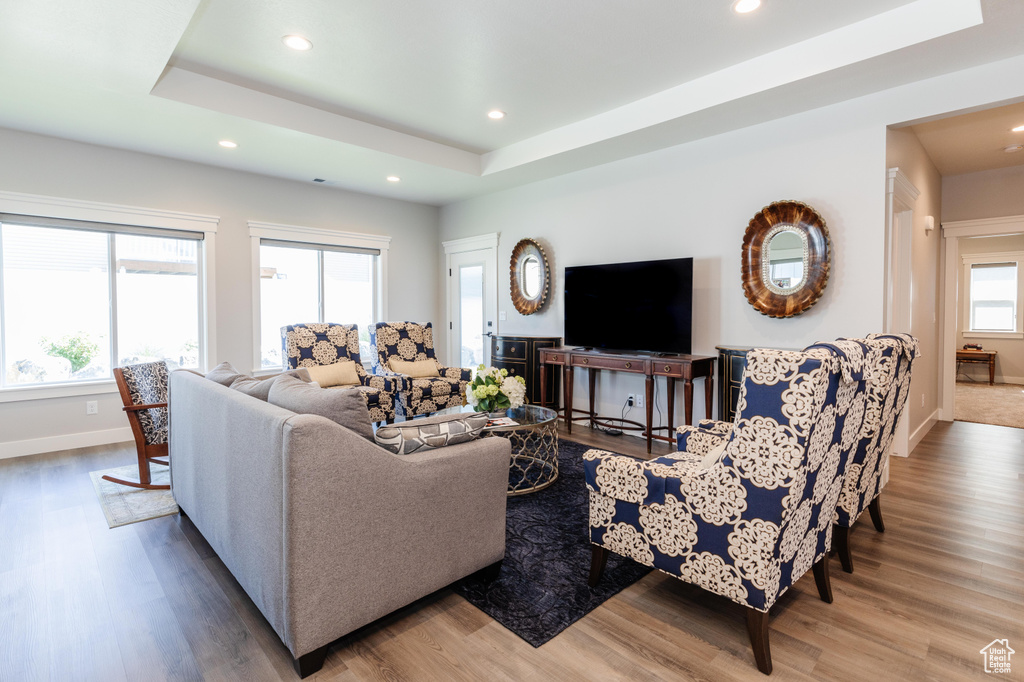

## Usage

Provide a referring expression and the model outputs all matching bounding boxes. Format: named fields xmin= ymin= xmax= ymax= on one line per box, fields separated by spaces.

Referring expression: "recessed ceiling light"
xmin=487 ymin=110 xmax=506 ymax=120
xmin=1012 ymin=124 xmax=1024 ymax=132
xmin=282 ymin=35 xmax=313 ymax=51
xmin=386 ymin=176 xmax=401 ymax=182
xmin=218 ymin=140 xmax=238 ymax=148
xmin=733 ymin=0 xmax=761 ymax=13
xmin=1005 ymin=144 xmax=1024 ymax=153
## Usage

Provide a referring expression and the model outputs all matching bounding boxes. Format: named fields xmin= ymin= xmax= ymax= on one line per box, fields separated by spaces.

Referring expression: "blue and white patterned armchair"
xmin=832 ymin=333 xmax=919 ymax=573
xmin=370 ymin=321 xmax=471 ymax=419
xmin=585 ymin=344 xmax=869 ymax=675
xmin=281 ymin=322 xmax=399 ymax=424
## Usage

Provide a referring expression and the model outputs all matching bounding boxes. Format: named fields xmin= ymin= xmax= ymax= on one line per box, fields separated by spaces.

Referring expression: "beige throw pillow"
xmin=268 ymin=375 xmax=374 ymax=442
xmin=387 ymin=358 xmax=440 ymax=378
xmin=305 ymin=360 xmax=360 ymax=388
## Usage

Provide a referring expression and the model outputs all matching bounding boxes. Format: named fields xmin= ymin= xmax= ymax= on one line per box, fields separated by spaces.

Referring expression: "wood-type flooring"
xmin=0 ymin=419 xmax=1021 ymax=681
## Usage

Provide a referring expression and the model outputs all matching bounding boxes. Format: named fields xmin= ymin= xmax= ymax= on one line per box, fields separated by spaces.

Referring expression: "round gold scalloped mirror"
xmin=510 ymin=238 xmax=550 ymax=315
xmin=741 ymin=200 xmax=830 ymax=318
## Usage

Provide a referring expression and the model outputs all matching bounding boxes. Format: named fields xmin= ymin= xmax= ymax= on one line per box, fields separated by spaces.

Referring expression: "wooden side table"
xmin=956 ymin=349 xmax=997 ymax=385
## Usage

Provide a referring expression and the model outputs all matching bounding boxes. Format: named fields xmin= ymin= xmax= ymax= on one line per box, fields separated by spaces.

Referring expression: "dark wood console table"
xmin=538 ymin=347 xmax=715 ymax=454
xmin=956 ymin=348 xmax=997 ymax=385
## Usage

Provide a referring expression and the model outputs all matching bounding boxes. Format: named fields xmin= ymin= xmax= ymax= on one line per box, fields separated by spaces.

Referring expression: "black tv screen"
xmin=564 ymin=257 xmax=693 ymax=355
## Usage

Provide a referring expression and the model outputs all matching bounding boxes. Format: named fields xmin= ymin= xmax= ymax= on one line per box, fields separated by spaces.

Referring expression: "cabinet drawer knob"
xmin=510 ymin=346 xmax=516 ymax=353
xmin=582 ymin=358 xmax=589 ymax=364
xmin=664 ymin=365 xmax=671 ymax=372
xmin=624 ymin=362 xmax=631 ymax=369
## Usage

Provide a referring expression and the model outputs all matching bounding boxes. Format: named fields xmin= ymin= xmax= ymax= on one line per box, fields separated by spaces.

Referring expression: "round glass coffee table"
xmin=485 ymin=405 xmax=559 ymax=496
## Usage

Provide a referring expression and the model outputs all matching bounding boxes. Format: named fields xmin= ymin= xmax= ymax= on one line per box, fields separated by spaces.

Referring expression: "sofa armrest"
xmin=280 ymin=417 xmax=510 ymax=658
xmin=360 ymin=373 xmax=402 ymax=393
xmin=437 ymin=366 xmax=472 ymax=383
xmin=676 ymin=420 xmax=733 ymax=453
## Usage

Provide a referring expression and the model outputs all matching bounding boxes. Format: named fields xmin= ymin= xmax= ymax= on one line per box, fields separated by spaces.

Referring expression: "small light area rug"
xmin=89 ymin=464 xmax=178 ymax=528
xmin=455 ymin=438 xmax=651 ymax=647
xmin=954 ymin=381 xmax=1024 ymax=429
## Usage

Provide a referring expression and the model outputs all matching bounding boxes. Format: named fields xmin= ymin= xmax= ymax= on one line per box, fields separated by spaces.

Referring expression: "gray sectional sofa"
xmin=168 ymin=370 xmax=511 ymax=677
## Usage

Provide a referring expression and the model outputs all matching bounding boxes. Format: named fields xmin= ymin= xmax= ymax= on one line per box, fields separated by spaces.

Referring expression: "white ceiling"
xmin=910 ymin=100 xmax=1024 ymax=175
xmin=0 ymin=0 xmax=1023 ymax=205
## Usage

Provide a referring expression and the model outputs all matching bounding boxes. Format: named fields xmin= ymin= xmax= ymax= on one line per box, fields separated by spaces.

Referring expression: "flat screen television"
xmin=564 ymin=257 xmax=693 ymax=354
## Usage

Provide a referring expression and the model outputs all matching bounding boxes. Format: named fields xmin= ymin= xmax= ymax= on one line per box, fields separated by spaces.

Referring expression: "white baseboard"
xmin=909 ymin=409 xmax=940 ymax=454
xmin=0 ymin=427 xmax=133 ymax=460
xmin=998 ymin=375 xmax=1024 ymax=385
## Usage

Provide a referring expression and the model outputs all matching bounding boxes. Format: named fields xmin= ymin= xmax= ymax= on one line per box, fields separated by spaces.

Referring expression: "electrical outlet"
xmin=86 ymin=400 xmax=98 ymax=415
xmin=634 ymin=394 xmax=643 ymax=409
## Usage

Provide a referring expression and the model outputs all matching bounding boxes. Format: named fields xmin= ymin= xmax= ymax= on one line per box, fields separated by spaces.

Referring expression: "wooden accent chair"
xmin=280 ymin=322 xmax=398 ymax=424
xmin=369 ymin=321 xmax=470 ymax=419
xmin=832 ymin=333 xmax=919 ymax=573
xmin=586 ymin=344 xmax=869 ymax=674
xmin=104 ymin=361 xmax=170 ymax=490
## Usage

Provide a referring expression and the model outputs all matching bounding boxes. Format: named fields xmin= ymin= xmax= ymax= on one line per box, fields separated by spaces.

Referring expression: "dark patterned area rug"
xmin=455 ymin=438 xmax=651 ymax=647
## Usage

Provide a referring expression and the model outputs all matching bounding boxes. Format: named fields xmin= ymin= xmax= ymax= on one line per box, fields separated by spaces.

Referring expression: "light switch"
xmin=499 ymin=311 xmax=507 ymax=321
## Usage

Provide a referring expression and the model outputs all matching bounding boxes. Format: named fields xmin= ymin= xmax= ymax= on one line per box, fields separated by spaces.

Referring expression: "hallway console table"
xmin=956 ymin=348 xmax=997 ymax=385
xmin=538 ymin=347 xmax=715 ymax=454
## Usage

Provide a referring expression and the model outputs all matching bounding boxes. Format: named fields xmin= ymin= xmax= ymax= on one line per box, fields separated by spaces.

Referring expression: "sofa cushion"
xmin=268 ymin=375 xmax=374 ymax=442
xmin=387 ymin=358 xmax=440 ymax=378
xmin=374 ymin=411 xmax=488 ymax=455
xmin=205 ymin=361 xmax=244 ymax=386
xmin=229 ymin=368 xmax=311 ymax=401
xmin=306 ymin=360 xmax=360 ymax=388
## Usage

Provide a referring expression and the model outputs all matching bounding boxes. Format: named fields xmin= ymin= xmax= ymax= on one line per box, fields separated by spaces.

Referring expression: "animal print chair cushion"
xmin=120 ymin=361 xmax=169 ymax=445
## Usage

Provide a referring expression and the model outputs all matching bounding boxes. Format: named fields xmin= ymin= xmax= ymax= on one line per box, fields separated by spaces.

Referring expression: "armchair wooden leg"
xmin=745 ymin=607 xmax=772 ymax=675
xmin=588 ymin=545 xmax=609 ymax=587
xmin=293 ymin=644 xmax=329 ymax=678
xmin=833 ymin=524 xmax=853 ymax=574
xmin=868 ymin=496 xmax=885 ymax=532
xmin=812 ymin=556 xmax=833 ymax=604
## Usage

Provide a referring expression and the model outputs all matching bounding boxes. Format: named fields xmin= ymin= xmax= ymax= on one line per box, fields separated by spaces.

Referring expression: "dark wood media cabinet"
xmin=489 ymin=334 xmax=561 ymax=405
xmin=538 ymin=347 xmax=715 ymax=454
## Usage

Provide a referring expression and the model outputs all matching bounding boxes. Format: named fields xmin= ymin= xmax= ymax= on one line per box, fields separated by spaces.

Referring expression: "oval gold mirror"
xmin=741 ymin=201 xmax=830 ymax=318
xmin=510 ymin=238 xmax=550 ymax=315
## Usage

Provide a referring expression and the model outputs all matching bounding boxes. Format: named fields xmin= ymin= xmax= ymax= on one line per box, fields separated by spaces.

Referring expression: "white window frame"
xmin=248 ymin=221 xmax=390 ymax=375
xmin=0 ymin=190 xmax=218 ymax=403
xmin=961 ymin=250 xmax=1024 ymax=340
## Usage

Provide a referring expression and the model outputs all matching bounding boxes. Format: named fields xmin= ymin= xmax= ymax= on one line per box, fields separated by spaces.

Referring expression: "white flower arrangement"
xmin=466 ymin=365 xmax=527 ymax=412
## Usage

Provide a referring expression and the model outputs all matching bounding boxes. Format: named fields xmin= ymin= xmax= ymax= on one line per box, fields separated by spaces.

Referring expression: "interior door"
xmin=448 ymin=250 xmax=495 ymax=368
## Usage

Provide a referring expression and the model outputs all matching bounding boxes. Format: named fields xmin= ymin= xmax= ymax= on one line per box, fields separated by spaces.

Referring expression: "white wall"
xmin=885 ymin=127 xmax=943 ymax=435
xmin=956 ymin=234 xmax=1024 ymax=384
xmin=0 ymin=127 xmax=440 ymax=458
xmin=942 ymin=164 xmax=1024 ymax=222
xmin=440 ymin=54 xmax=1024 ymax=447
xmin=443 ymin=111 xmax=888 ymax=432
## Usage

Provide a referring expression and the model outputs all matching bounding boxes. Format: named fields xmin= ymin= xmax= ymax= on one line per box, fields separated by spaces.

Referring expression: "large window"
xmin=258 ymin=240 xmax=380 ymax=369
xmin=963 ymin=252 xmax=1023 ymax=337
xmin=0 ymin=217 xmax=203 ymax=388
